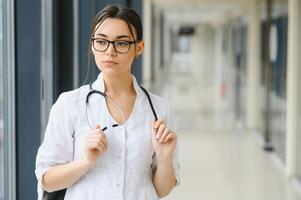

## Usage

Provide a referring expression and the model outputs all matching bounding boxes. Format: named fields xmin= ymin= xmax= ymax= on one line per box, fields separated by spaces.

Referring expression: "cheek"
xmin=120 ymin=50 xmax=135 ymax=64
xmin=93 ymin=53 xmax=105 ymax=69
xmin=118 ymin=56 xmax=134 ymax=71
xmin=127 ymin=49 xmax=136 ymax=62
xmin=125 ymin=54 xmax=135 ymax=63
xmin=94 ymin=55 xmax=101 ymax=64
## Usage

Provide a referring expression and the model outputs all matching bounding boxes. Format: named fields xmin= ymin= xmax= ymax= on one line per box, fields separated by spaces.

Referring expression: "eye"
xmin=115 ymin=41 xmax=129 ymax=46
xmin=95 ymin=39 xmax=108 ymax=45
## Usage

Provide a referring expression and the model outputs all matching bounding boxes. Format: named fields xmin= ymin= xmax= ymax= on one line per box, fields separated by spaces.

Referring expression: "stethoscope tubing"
xmin=85 ymin=82 xmax=158 ymax=131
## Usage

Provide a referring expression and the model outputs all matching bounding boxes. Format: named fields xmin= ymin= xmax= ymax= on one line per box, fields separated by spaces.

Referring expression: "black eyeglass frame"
xmin=91 ymin=37 xmax=139 ymax=54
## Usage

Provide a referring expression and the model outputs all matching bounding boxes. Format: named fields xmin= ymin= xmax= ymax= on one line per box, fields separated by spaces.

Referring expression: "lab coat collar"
xmin=91 ymin=72 xmax=142 ymax=98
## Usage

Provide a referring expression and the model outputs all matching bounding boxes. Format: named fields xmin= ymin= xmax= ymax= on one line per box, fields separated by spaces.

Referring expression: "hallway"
xmin=159 ymin=55 xmax=301 ymax=200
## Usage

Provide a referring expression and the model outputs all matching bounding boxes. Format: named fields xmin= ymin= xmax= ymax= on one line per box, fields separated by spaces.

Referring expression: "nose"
xmin=106 ymin=42 xmax=117 ymax=56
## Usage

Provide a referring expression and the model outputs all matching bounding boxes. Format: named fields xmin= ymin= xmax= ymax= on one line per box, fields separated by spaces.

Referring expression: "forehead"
xmin=94 ymin=18 xmax=133 ymax=38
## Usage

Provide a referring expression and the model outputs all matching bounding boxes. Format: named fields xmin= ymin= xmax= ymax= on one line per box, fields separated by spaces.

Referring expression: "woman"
xmin=35 ymin=4 xmax=180 ymax=200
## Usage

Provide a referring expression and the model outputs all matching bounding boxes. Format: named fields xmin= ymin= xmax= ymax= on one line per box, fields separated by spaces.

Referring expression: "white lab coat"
xmin=35 ymin=73 xmax=180 ymax=200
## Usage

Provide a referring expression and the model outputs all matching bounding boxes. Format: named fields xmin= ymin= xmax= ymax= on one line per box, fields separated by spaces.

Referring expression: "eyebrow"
xmin=96 ymin=33 xmax=131 ymax=39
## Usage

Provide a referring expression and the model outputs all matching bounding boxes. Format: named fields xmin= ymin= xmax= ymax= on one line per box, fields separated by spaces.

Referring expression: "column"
xmin=286 ymin=0 xmax=301 ymax=179
xmin=142 ymin=0 xmax=152 ymax=87
xmin=246 ymin=0 xmax=260 ymax=130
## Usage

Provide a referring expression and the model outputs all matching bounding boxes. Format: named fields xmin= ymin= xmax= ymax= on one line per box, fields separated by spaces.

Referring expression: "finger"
xmin=88 ymin=133 xmax=106 ymax=142
xmin=152 ymin=120 xmax=156 ymax=131
xmin=152 ymin=120 xmax=156 ymax=133
xmin=95 ymin=124 xmax=101 ymax=129
xmin=159 ymin=128 xmax=169 ymax=143
xmin=95 ymin=141 xmax=106 ymax=151
xmin=94 ymin=124 xmax=108 ymax=135
xmin=156 ymin=123 xmax=165 ymax=139
xmin=91 ymin=132 xmax=108 ymax=143
xmin=94 ymin=127 xmax=106 ymax=135
xmin=90 ymin=129 xmax=101 ymax=135
xmin=99 ymin=137 xmax=108 ymax=149
xmin=93 ymin=145 xmax=105 ymax=152
xmin=164 ymin=133 xmax=177 ymax=143
xmin=87 ymin=136 xmax=108 ymax=149
xmin=90 ymin=140 xmax=106 ymax=151
xmin=97 ymin=140 xmax=108 ymax=151
xmin=87 ymin=141 xmax=103 ymax=151
xmin=89 ymin=137 xmax=108 ymax=149
xmin=153 ymin=119 xmax=164 ymax=129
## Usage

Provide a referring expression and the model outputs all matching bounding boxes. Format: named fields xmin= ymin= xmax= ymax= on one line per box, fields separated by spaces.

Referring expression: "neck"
xmin=103 ymin=73 xmax=135 ymax=95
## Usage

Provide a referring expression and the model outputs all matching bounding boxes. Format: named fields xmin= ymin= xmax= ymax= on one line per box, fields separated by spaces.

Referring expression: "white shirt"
xmin=35 ymin=73 xmax=180 ymax=200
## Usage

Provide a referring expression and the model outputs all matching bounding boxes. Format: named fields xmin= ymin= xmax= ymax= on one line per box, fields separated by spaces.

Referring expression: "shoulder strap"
xmin=139 ymin=86 xmax=158 ymax=121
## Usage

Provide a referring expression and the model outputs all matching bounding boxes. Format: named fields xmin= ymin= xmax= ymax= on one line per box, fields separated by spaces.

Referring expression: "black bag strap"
xmin=43 ymin=189 xmax=66 ymax=200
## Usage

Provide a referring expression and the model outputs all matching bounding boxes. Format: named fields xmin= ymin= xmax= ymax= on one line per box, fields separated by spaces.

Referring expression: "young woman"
xmin=35 ymin=4 xmax=179 ymax=200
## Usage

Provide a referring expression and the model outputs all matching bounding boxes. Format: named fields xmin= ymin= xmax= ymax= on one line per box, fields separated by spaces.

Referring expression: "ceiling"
xmin=152 ymin=0 xmax=287 ymax=5
xmin=151 ymin=0 xmax=288 ymax=27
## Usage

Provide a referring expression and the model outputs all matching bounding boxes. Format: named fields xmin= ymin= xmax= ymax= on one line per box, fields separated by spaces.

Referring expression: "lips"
xmin=103 ymin=60 xmax=118 ymax=64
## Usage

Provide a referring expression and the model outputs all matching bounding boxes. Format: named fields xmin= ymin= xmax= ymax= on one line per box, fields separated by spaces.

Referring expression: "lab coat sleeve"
xmin=152 ymin=102 xmax=180 ymax=186
xmin=35 ymin=92 xmax=75 ymax=185
xmin=166 ymin=104 xmax=180 ymax=186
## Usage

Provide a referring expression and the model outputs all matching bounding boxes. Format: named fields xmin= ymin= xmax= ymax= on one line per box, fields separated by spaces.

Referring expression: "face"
xmin=92 ymin=18 xmax=144 ymax=77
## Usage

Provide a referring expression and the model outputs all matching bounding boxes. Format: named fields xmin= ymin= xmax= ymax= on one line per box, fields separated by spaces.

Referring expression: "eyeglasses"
xmin=91 ymin=37 xmax=137 ymax=54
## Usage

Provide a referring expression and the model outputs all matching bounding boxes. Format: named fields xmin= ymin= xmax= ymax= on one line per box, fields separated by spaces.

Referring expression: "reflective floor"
xmin=158 ymin=53 xmax=301 ymax=200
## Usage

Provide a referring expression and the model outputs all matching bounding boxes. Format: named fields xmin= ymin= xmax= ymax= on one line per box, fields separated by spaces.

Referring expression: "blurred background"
xmin=1 ymin=0 xmax=301 ymax=199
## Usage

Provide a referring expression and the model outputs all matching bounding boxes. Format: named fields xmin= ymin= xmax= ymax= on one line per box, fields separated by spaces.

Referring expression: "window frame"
xmin=2 ymin=0 xmax=16 ymax=199
xmin=40 ymin=0 xmax=54 ymax=136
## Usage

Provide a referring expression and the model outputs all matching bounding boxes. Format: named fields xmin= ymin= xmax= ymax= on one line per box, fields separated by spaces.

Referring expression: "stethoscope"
xmin=85 ymin=82 xmax=158 ymax=132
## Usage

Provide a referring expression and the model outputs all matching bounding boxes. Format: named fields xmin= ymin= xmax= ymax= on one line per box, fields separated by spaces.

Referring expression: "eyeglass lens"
xmin=93 ymin=39 xmax=132 ymax=53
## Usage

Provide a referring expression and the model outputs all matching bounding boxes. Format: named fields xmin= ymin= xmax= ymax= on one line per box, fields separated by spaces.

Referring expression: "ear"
xmin=135 ymin=40 xmax=145 ymax=57
xmin=90 ymin=45 xmax=94 ymax=55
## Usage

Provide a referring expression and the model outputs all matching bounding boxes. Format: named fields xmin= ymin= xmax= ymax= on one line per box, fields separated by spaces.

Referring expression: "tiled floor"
xmin=157 ymin=55 xmax=301 ymax=200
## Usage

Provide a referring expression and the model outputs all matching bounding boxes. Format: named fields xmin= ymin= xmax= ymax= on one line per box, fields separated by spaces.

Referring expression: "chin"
xmin=101 ymin=69 xmax=126 ymax=77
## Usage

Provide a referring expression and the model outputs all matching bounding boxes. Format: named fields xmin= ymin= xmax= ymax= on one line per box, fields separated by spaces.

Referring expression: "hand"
xmin=152 ymin=120 xmax=177 ymax=163
xmin=84 ymin=124 xmax=108 ymax=164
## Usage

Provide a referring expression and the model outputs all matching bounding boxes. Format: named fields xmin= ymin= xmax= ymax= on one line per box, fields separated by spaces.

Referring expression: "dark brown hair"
xmin=85 ymin=4 xmax=143 ymax=83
